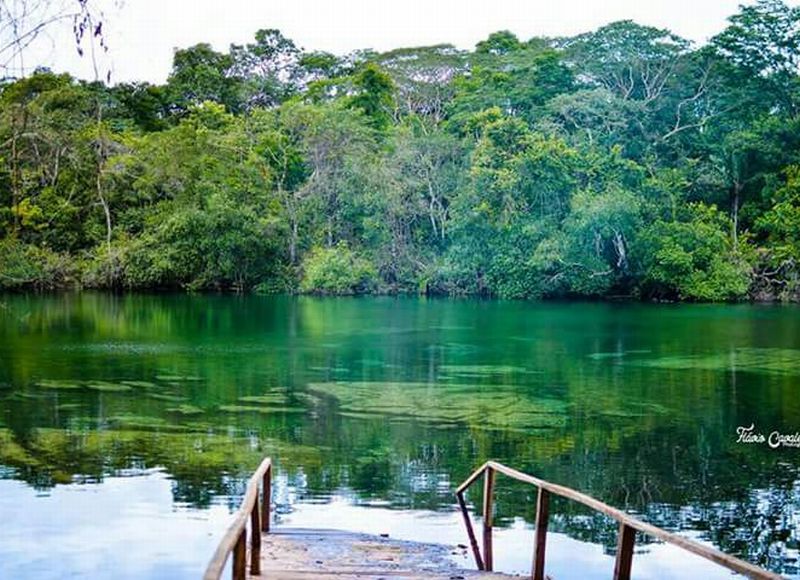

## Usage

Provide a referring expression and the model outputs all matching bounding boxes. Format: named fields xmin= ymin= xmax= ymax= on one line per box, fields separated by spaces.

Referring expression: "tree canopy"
xmin=2 ymin=1 xmax=800 ymax=301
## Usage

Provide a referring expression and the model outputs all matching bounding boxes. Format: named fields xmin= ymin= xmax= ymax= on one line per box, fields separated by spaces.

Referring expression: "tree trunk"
xmin=9 ymin=107 xmax=27 ymax=234
xmin=96 ymin=104 xmax=112 ymax=253
xmin=290 ymin=219 xmax=298 ymax=265
xmin=97 ymin=180 xmax=112 ymax=251
xmin=731 ymin=182 xmax=741 ymax=252
xmin=11 ymin=132 xmax=20 ymax=234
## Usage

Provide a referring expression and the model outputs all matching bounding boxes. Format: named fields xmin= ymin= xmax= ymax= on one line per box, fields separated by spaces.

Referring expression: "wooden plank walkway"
xmin=255 ymin=528 xmax=515 ymax=579
xmin=204 ymin=458 xmax=783 ymax=580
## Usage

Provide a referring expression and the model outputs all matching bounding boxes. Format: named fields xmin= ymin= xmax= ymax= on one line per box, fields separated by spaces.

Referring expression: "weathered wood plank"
xmin=203 ymin=457 xmax=272 ymax=580
xmin=256 ymin=528 xmax=515 ymax=579
xmin=233 ymin=529 xmax=246 ymax=580
xmin=480 ymin=461 xmax=781 ymax=580
xmin=531 ymin=487 xmax=549 ymax=580
xmin=456 ymin=490 xmax=484 ymax=570
xmin=456 ymin=461 xmax=491 ymax=494
xmin=250 ymin=499 xmax=261 ymax=575
xmin=613 ymin=523 xmax=636 ymax=580
xmin=482 ymin=466 xmax=496 ymax=571
xmin=262 ymin=465 xmax=271 ymax=533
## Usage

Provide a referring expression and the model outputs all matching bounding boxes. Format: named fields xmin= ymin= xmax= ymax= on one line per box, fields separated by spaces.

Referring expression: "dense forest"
xmin=2 ymin=0 xmax=800 ymax=301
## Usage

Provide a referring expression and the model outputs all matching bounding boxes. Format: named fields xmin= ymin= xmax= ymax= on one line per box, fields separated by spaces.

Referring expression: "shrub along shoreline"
xmin=1 ymin=235 xmax=796 ymax=302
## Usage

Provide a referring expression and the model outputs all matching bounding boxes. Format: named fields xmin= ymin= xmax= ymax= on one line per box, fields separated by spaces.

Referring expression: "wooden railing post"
xmin=262 ymin=464 xmax=271 ymax=533
xmin=452 ymin=462 xmax=781 ymax=580
xmin=531 ymin=487 xmax=549 ymax=580
xmin=250 ymin=495 xmax=261 ymax=575
xmin=456 ymin=490 xmax=484 ymax=570
xmin=203 ymin=458 xmax=273 ymax=580
xmin=613 ymin=523 xmax=636 ymax=580
xmin=233 ymin=529 xmax=247 ymax=580
xmin=482 ymin=466 xmax=496 ymax=571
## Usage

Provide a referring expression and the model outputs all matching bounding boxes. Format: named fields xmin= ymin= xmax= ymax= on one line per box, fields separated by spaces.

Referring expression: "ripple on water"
xmin=58 ymin=342 xmax=189 ymax=355
xmin=630 ymin=347 xmax=800 ymax=376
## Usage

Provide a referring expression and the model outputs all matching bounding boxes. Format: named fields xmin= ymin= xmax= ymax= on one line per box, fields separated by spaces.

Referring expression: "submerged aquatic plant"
xmin=307 ymin=381 xmax=567 ymax=431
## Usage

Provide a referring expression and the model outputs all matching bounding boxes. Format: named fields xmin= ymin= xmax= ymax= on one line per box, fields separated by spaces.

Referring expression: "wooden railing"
xmin=203 ymin=457 xmax=272 ymax=580
xmin=456 ymin=461 xmax=783 ymax=580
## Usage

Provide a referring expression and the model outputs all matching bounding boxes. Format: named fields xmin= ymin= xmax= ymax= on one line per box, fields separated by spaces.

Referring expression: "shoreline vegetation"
xmin=2 ymin=1 xmax=800 ymax=302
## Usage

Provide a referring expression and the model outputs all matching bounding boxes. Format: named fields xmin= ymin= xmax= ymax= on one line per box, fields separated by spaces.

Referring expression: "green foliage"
xmin=0 ymin=238 xmax=76 ymax=290
xmin=485 ymin=222 xmax=551 ymax=299
xmin=448 ymin=48 xmax=573 ymax=127
xmin=373 ymin=45 xmax=465 ymax=121
xmin=757 ymin=166 xmax=800 ymax=262
xmin=710 ymin=0 xmax=800 ymax=114
xmin=565 ymin=20 xmax=690 ymax=99
xmin=752 ymin=165 xmax=800 ymax=300
xmin=348 ymin=63 xmax=396 ymax=129
xmin=123 ymin=196 xmax=283 ymax=291
xmin=111 ymin=82 xmax=171 ymax=131
xmin=166 ymin=44 xmax=241 ymax=114
xmin=557 ymin=187 xmax=643 ymax=296
xmin=300 ymin=244 xmax=377 ymax=295
xmin=475 ymin=31 xmax=523 ymax=56
xmin=638 ymin=204 xmax=751 ymax=301
xmin=3 ymin=6 xmax=800 ymax=301
xmin=230 ymin=28 xmax=301 ymax=109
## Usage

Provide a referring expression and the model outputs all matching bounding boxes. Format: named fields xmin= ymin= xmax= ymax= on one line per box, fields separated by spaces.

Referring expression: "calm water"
xmin=1 ymin=293 xmax=799 ymax=579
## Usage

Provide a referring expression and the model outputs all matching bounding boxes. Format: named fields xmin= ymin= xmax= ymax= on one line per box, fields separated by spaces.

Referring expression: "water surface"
xmin=1 ymin=294 xmax=799 ymax=578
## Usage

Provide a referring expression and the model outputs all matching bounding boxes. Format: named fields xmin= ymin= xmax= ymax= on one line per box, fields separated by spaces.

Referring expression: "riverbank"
xmin=3 ymin=231 xmax=799 ymax=302
xmin=1 ymin=278 xmax=799 ymax=304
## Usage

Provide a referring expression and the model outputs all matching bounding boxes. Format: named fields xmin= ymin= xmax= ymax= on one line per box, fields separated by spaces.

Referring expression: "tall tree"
xmin=711 ymin=0 xmax=800 ymax=117
xmin=230 ymin=28 xmax=300 ymax=109
xmin=166 ymin=44 xmax=241 ymax=114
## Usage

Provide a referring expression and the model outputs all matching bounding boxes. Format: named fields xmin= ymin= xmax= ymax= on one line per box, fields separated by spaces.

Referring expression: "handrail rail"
xmin=203 ymin=457 xmax=272 ymax=580
xmin=456 ymin=460 xmax=783 ymax=580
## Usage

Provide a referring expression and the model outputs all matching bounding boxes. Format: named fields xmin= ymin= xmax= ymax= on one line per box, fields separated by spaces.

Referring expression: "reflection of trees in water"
xmin=540 ymin=488 xmax=799 ymax=576
xmin=477 ymin=426 xmax=800 ymax=574
xmin=2 ymin=294 xmax=800 ymax=574
xmin=699 ymin=484 xmax=800 ymax=574
xmin=0 ymin=411 xmax=798 ymax=574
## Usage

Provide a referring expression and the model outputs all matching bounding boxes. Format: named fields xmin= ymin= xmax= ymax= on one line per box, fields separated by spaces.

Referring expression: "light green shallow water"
xmin=0 ymin=293 xmax=799 ymax=578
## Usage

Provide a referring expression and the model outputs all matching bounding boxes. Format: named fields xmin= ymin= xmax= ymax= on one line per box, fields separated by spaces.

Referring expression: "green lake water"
xmin=1 ymin=293 xmax=799 ymax=578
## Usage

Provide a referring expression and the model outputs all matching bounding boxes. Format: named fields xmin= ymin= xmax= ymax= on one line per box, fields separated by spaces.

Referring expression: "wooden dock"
xmin=203 ymin=457 xmax=784 ymax=580
xmin=255 ymin=527 xmax=513 ymax=579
